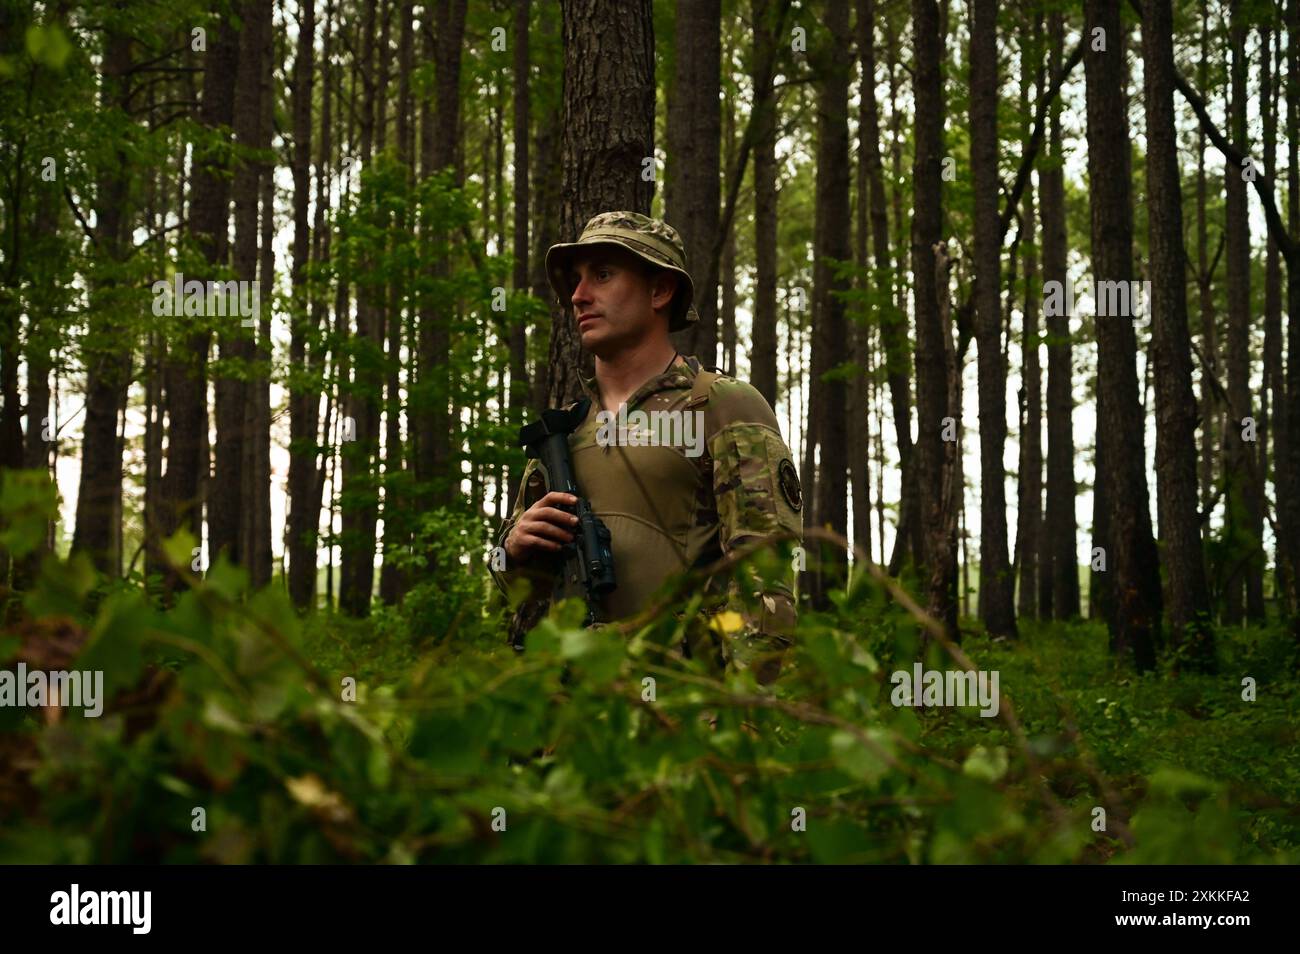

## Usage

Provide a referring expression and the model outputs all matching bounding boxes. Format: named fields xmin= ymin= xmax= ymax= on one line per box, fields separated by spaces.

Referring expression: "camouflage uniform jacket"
xmin=491 ymin=356 xmax=804 ymax=682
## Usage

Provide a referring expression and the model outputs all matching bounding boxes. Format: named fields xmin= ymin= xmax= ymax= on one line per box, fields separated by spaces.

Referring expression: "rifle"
xmin=516 ymin=398 xmax=616 ymax=643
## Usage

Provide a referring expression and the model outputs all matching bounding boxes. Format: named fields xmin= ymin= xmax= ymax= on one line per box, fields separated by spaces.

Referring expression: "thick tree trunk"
xmin=1142 ymin=0 xmax=1215 ymax=671
xmin=1083 ymin=0 xmax=1160 ymax=670
xmin=911 ymin=0 xmax=958 ymax=639
xmin=806 ymin=0 xmax=852 ymax=604
xmin=212 ymin=0 xmax=272 ymax=568
xmin=547 ymin=0 xmax=656 ymax=407
xmin=971 ymin=0 xmax=1016 ymax=636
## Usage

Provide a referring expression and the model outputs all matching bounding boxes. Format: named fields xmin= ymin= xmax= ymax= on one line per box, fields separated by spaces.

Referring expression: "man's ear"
xmin=650 ymin=269 xmax=679 ymax=313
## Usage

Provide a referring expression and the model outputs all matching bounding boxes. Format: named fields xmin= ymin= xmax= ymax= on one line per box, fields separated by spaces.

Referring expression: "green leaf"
xmin=25 ymin=24 xmax=72 ymax=70
xmin=961 ymin=745 xmax=1009 ymax=783
xmin=830 ymin=728 xmax=891 ymax=785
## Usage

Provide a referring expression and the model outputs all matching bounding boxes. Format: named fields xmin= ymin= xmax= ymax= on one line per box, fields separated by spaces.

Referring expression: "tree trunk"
xmin=380 ymin=0 xmax=415 ymax=605
xmin=288 ymin=0 xmax=320 ymax=608
xmin=666 ymin=0 xmax=721 ymax=365
xmin=1083 ymin=0 xmax=1159 ymax=670
xmin=529 ymin=11 xmax=562 ymax=411
xmin=547 ymin=0 xmax=656 ymax=407
xmin=970 ymin=0 xmax=1016 ymax=636
xmin=14 ymin=185 xmax=60 ymax=588
xmin=1284 ymin=0 xmax=1300 ymax=615
xmin=1041 ymin=12 xmax=1078 ymax=621
xmin=413 ymin=0 xmax=468 ymax=521
xmin=806 ymin=0 xmax=852 ymax=604
xmin=720 ymin=82 xmax=738 ymax=377
xmin=340 ymin=0 xmax=386 ymax=615
xmin=508 ymin=0 xmax=531 ymax=505
xmin=911 ymin=0 xmax=958 ymax=639
xmin=863 ymin=0 xmax=917 ymax=579
xmin=850 ymin=0 xmax=876 ymax=568
xmin=1261 ymin=25 xmax=1283 ymax=612
xmin=162 ymin=21 xmax=238 ymax=588
xmin=1017 ymin=17 xmax=1043 ymax=622
xmin=750 ymin=0 xmax=779 ymax=405
xmin=1222 ymin=0 xmax=1263 ymax=622
xmin=72 ymin=30 xmax=134 ymax=576
xmin=212 ymin=0 xmax=271 ymax=568
xmin=245 ymin=7 xmax=275 ymax=589
xmin=1142 ymin=0 xmax=1215 ymax=671
xmin=1195 ymin=0 xmax=1218 ymax=521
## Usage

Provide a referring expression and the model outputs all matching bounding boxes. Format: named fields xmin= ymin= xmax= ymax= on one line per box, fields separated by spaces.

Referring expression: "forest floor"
xmin=927 ymin=619 xmax=1300 ymax=858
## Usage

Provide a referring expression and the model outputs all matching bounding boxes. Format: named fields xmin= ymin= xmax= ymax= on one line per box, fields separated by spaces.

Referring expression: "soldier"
xmin=491 ymin=211 xmax=803 ymax=685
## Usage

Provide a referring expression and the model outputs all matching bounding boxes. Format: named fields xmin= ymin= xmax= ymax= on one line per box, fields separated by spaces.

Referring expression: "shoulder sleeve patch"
xmin=778 ymin=459 xmax=803 ymax=512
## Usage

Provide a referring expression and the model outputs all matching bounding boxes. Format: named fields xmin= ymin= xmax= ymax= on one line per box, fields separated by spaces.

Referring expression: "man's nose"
xmin=571 ymin=275 xmax=592 ymax=307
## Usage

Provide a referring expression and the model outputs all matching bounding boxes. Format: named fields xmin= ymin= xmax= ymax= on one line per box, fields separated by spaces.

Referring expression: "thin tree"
xmin=508 ymin=0 xmax=531 ymax=505
xmin=750 ymin=0 xmax=780 ymax=405
xmin=1017 ymin=8 xmax=1043 ymax=621
xmin=288 ymin=0 xmax=321 ymax=608
xmin=862 ymin=0 xmax=918 ymax=577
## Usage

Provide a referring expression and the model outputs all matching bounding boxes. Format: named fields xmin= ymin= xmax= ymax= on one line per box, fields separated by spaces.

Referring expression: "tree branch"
xmin=998 ymin=40 xmax=1084 ymax=237
xmin=62 ymin=186 xmax=96 ymax=245
xmin=1128 ymin=0 xmax=1297 ymax=263
xmin=698 ymin=0 xmax=795 ymax=339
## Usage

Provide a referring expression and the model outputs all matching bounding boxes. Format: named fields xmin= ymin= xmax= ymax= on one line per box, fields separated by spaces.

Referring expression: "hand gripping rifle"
xmin=516 ymin=398 xmax=616 ymax=642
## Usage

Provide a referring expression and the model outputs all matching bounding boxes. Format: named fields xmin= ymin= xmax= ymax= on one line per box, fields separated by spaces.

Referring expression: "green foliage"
xmin=398 ymin=507 xmax=499 ymax=648
xmin=0 ymin=470 xmax=59 ymax=560
xmin=2 ymin=478 xmax=1293 ymax=863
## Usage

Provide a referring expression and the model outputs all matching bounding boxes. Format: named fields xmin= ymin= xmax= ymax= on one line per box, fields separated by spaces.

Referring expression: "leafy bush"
xmin=0 ymin=473 xmax=1294 ymax=863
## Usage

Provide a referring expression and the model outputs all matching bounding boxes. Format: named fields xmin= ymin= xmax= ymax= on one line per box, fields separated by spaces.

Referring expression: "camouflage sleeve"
xmin=489 ymin=458 xmax=559 ymax=608
xmin=706 ymin=378 xmax=804 ymax=684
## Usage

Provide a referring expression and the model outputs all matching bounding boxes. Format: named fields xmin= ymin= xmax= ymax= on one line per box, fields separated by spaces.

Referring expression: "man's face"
xmin=567 ymin=246 xmax=677 ymax=357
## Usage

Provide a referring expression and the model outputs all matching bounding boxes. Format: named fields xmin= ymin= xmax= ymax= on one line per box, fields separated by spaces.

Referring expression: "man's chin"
xmin=579 ymin=325 xmax=615 ymax=356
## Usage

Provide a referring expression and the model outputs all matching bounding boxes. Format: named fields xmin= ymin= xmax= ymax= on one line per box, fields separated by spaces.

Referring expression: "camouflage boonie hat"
xmin=545 ymin=211 xmax=699 ymax=332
